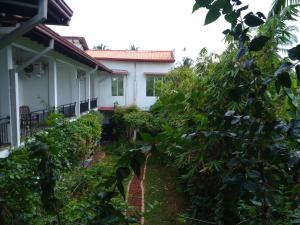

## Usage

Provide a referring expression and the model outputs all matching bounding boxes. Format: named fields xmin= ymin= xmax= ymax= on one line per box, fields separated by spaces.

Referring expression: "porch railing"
xmin=90 ymin=98 xmax=98 ymax=109
xmin=80 ymin=100 xmax=89 ymax=114
xmin=0 ymin=116 xmax=10 ymax=148
xmin=20 ymin=108 xmax=54 ymax=138
xmin=57 ymin=102 xmax=76 ymax=118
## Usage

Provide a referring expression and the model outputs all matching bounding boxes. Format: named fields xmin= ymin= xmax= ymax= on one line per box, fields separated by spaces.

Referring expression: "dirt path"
xmin=127 ymin=154 xmax=149 ymax=225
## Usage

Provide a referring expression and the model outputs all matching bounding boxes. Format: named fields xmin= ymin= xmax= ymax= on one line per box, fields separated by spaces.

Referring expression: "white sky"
xmin=50 ymin=0 xmax=300 ymax=62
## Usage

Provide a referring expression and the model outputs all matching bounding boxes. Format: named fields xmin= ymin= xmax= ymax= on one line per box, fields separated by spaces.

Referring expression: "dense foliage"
xmin=146 ymin=1 xmax=300 ymax=224
xmin=0 ymin=112 xmax=144 ymax=225
xmin=112 ymin=105 xmax=159 ymax=141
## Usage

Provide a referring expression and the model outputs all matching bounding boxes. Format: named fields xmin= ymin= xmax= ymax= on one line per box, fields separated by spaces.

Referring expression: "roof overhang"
xmin=0 ymin=0 xmax=73 ymax=26
xmin=23 ymin=25 xmax=112 ymax=73
xmin=112 ymin=70 xmax=128 ymax=75
xmin=144 ymin=72 xmax=167 ymax=76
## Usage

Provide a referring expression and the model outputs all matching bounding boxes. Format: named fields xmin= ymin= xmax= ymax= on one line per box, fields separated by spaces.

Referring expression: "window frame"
xmin=146 ymin=75 xmax=164 ymax=97
xmin=111 ymin=76 xmax=124 ymax=96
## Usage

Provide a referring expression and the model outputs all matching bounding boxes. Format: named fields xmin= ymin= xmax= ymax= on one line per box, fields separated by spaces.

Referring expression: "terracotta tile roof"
xmin=86 ymin=50 xmax=175 ymax=63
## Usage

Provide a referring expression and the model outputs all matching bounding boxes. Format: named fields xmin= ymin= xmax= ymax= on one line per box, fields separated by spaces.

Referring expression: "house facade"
xmin=86 ymin=50 xmax=175 ymax=111
xmin=0 ymin=1 xmax=111 ymax=150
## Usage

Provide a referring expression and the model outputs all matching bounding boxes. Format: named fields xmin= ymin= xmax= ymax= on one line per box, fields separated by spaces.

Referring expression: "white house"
xmin=0 ymin=0 xmax=111 ymax=149
xmin=86 ymin=50 xmax=175 ymax=115
xmin=0 ymin=0 xmax=176 ymax=149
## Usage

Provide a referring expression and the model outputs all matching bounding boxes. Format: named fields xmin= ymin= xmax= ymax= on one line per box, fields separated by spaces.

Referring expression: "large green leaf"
xmin=296 ymin=65 xmax=300 ymax=83
xmin=116 ymin=167 xmax=130 ymax=181
xmin=192 ymin=0 xmax=213 ymax=12
xmin=278 ymin=72 xmax=292 ymax=88
xmin=244 ymin=13 xmax=264 ymax=27
xmin=248 ymin=36 xmax=270 ymax=52
xmin=205 ymin=9 xmax=221 ymax=25
xmin=288 ymin=45 xmax=300 ymax=61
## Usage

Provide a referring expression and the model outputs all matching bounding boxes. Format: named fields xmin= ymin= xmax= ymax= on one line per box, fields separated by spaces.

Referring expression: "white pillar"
xmin=76 ymin=69 xmax=81 ymax=117
xmin=48 ymin=58 xmax=58 ymax=108
xmin=86 ymin=73 xmax=91 ymax=110
xmin=9 ymin=69 xmax=21 ymax=147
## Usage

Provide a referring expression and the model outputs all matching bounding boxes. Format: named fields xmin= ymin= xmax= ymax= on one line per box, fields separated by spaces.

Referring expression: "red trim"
xmin=98 ymin=107 xmax=115 ymax=111
xmin=144 ymin=72 xmax=167 ymax=76
xmin=95 ymin=57 xmax=175 ymax=63
xmin=112 ymin=70 xmax=128 ymax=75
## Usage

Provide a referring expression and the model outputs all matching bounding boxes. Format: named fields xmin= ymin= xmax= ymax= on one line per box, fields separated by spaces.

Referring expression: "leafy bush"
xmin=112 ymin=105 xmax=159 ymax=141
xmin=147 ymin=1 xmax=300 ymax=224
xmin=0 ymin=111 xmax=145 ymax=225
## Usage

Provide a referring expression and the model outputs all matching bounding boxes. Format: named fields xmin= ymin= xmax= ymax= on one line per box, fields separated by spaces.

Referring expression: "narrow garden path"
xmin=127 ymin=154 xmax=149 ymax=225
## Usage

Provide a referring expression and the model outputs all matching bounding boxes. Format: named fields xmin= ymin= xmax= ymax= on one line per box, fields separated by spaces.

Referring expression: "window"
xmin=146 ymin=76 xmax=163 ymax=96
xmin=111 ymin=76 xmax=124 ymax=96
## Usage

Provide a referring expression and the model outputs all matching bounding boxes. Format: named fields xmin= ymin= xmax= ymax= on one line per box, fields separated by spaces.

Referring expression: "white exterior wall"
xmin=18 ymin=70 xmax=49 ymax=111
xmin=96 ymin=60 xmax=173 ymax=110
xmin=57 ymin=62 xmax=76 ymax=106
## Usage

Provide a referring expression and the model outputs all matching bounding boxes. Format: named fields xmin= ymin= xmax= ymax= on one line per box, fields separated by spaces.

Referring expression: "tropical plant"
xmin=93 ymin=44 xmax=109 ymax=50
xmin=269 ymin=0 xmax=300 ymax=16
xmin=260 ymin=5 xmax=299 ymax=54
xmin=129 ymin=45 xmax=139 ymax=50
xmin=146 ymin=0 xmax=300 ymax=224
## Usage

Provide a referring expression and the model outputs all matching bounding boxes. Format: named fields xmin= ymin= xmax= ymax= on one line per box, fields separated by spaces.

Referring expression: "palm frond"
xmin=269 ymin=0 xmax=300 ymax=17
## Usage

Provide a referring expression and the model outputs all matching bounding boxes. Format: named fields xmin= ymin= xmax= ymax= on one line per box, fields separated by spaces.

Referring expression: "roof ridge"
xmin=86 ymin=49 xmax=174 ymax=52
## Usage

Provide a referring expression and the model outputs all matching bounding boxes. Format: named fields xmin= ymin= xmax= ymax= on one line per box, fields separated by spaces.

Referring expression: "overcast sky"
xmin=50 ymin=0 xmax=299 ymax=62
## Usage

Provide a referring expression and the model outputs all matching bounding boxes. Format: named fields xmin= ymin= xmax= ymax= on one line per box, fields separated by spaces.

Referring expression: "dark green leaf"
xmin=288 ymin=45 xmax=300 ymax=61
xmin=130 ymin=158 xmax=142 ymax=177
xmin=237 ymin=5 xmax=249 ymax=14
xmin=296 ymin=65 xmax=300 ymax=83
xmin=116 ymin=167 xmax=130 ymax=181
xmin=256 ymin=11 xmax=266 ymax=19
xmin=244 ymin=14 xmax=264 ymax=27
xmin=229 ymin=87 xmax=242 ymax=102
xmin=223 ymin=29 xmax=231 ymax=34
xmin=225 ymin=12 xmax=238 ymax=25
xmin=117 ymin=181 xmax=125 ymax=199
xmin=275 ymin=80 xmax=281 ymax=93
xmin=248 ymin=36 xmax=270 ymax=52
xmin=193 ymin=0 xmax=213 ymax=12
xmin=278 ymin=72 xmax=291 ymax=88
xmin=205 ymin=9 xmax=221 ymax=25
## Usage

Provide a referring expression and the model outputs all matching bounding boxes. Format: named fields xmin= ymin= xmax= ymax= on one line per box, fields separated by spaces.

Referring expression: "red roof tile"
xmin=86 ymin=50 xmax=175 ymax=63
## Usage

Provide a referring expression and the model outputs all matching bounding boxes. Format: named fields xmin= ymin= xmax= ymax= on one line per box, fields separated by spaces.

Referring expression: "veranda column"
xmin=9 ymin=69 xmax=21 ymax=147
xmin=76 ymin=69 xmax=81 ymax=117
xmin=48 ymin=58 xmax=58 ymax=109
xmin=0 ymin=46 xmax=13 ymax=145
xmin=86 ymin=73 xmax=91 ymax=111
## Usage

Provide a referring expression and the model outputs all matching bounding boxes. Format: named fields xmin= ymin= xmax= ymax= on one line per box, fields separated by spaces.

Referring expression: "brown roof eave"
xmin=24 ymin=25 xmax=111 ymax=73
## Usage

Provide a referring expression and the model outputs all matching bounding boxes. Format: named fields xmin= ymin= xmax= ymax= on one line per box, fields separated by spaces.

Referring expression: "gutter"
xmin=0 ymin=0 xmax=48 ymax=50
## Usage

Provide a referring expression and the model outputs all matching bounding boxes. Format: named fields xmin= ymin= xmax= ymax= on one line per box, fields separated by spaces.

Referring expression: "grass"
xmin=144 ymin=155 xmax=188 ymax=225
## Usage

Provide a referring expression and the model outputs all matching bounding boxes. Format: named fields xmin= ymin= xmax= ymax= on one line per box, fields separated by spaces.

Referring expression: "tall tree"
xmin=93 ymin=44 xmax=108 ymax=50
xmin=129 ymin=45 xmax=139 ymax=50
